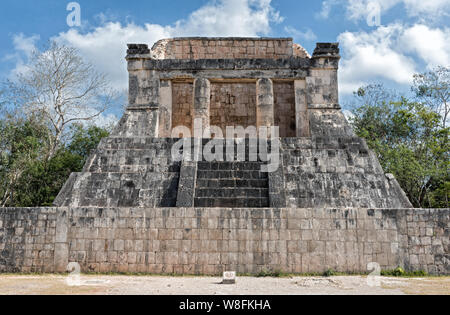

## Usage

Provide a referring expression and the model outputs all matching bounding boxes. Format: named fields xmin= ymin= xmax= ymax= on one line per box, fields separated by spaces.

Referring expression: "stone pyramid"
xmin=54 ymin=38 xmax=413 ymax=210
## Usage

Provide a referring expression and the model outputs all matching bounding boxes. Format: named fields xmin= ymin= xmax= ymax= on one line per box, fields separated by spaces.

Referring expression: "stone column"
xmin=159 ymin=80 xmax=172 ymax=138
xmin=256 ymin=78 xmax=275 ymax=131
xmin=193 ymin=78 xmax=211 ymax=138
xmin=306 ymin=43 xmax=351 ymax=137
xmin=121 ymin=44 xmax=160 ymax=138
xmin=127 ymin=47 xmax=160 ymax=108
xmin=306 ymin=43 xmax=340 ymax=109
xmin=294 ymin=80 xmax=310 ymax=137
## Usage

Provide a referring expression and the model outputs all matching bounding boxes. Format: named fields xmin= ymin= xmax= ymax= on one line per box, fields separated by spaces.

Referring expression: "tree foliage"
xmin=3 ymin=41 xmax=116 ymax=160
xmin=412 ymin=66 xmax=449 ymax=128
xmin=0 ymin=120 xmax=109 ymax=207
xmin=0 ymin=41 xmax=115 ymax=208
xmin=350 ymin=77 xmax=449 ymax=208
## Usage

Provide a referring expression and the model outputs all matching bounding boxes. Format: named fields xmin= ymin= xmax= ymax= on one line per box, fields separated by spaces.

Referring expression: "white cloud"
xmin=402 ymin=0 xmax=450 ymax=17
xmin=400 ymin=24 xmax=450 ymax=68
xmin=12 ymin=33 xmax=39 ymax=58
xmin=55 ymin=22 xmax=171 ymax=91
xmin=338 ymin=24 xmax=417 ymax=94
xmin=4 ymin=33 xmax=40 ymax=78
xmin=316 ymin=0 xmax=340 ymax=19
xmin=317 ymin=0 xmax=450 ymax=95
xmin=284 ymin=26 xmax=317 ymax=41
xmin=86 ymin=110 xmax=119 ymax=129
xmin=51 ymin=0 xmax=282 ymax=91
xmin=319 ymin=0 xmax=450 ymax=22
xmin=173 ymin=0 xmax=283 ymax=37
xmin=6 ymin=0 xmax=282 ymax=124
xmin=338 ymin=22 xmax=450 ymax=95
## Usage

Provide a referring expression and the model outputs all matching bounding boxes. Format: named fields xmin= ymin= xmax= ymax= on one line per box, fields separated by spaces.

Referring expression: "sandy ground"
xmin=0 ymin=275 xmax=448 ymax=295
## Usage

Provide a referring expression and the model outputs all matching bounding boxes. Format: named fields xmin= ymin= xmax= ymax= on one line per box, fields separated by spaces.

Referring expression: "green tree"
xmin=3 ymin=41 xmax=116 ymax=160
xmin=0 ymin=119 xmax=110 ymax=207
xmin=0 ymin=117 xmax=49 ymax=207
xmin=350 ymin=85 xmax=449 ymax=208
xmin=413 ymin=66 xmax=449 ymax=128
xmin=68 ymin=123 xmax=110 ymax=159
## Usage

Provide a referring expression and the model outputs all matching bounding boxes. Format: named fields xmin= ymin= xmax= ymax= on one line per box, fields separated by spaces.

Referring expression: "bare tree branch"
xmin=3 ymin=41 xmax=118 ymax=160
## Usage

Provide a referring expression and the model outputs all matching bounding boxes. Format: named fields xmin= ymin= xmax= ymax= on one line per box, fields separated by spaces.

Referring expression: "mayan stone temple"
xmin=1 ymin=38 xmax=448 ymax=275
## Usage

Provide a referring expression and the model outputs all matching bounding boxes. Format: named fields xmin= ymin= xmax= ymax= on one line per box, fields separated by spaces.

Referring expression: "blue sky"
xmin=0 ymin=0 xmax=449 ymax=122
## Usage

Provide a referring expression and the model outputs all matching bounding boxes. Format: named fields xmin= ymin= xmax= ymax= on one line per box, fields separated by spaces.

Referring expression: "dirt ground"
xmin=0 ymin=275 xmax=448 ymax=295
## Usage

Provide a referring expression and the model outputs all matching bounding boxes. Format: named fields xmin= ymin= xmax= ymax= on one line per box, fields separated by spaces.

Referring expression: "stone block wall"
xmin=0 ymin=208 xmax=448 ymax=275
xmin=172 ymin=82 xmax=194 ymax=133
xmin=274 ymin=81 xmax=296 ymax=138
xmin=126 ymin=40 xmax=342 ymax=141
xmin=55 ymin=135 xmax=413 ymax=210
xmin=210 ymin=82 xmax=257 ymax=133
xmin=0 ymin=208 xmax=58 ymax=273
xmin=151 ymin=38 xmax=295 ymax=60
xmin=281 ymin=137 xmax=412 ymax=209
xmin=54 ymin=138 xmax=182 ymax=208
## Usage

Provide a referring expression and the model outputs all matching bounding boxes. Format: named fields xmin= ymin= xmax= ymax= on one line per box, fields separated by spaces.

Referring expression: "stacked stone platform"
xmin=54 ymin=137 xmax=181 ymax=208
xmin=0 ymin=207 xmax=448 ymax=275
xmin=1 ymin=37 xmax=447 ymax=275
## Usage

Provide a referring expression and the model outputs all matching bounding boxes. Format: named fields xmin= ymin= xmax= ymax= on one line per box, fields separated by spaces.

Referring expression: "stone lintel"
xmin=143 ymin=58 xmax=310 ymax=71
xmin=158 ymin=70 xmax=308 ymax=81
xmin=308 ymin=103 xmax=341 ymax=110
xmin=126 ymin=104 xmax=160 ymax=110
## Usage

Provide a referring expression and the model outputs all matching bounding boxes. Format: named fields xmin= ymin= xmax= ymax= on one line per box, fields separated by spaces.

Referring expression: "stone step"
xmin=195 ymin=188 xmax=269 ymax=199
xmin=194 ymin=198 xmax=270 ymax=208
xmin=88 ymin=164 xmax=181 ymax=173
xmin=196 ymin=170 xmax=268 ymax=180
xmin=196 ymin=179 xmax=268 ymax=189
xmin=194 ymin=160 xmax=270 ymax=208
xmin=197 ymin=161 xmax=264 ymax=171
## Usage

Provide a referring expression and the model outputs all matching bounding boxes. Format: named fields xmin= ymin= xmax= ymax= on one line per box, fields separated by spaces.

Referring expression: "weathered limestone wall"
xmin=0 ymin=208 xmax=59 ymax=273
xmin=54 ymin=138 xmax=182 ymax=208
xmin=193 ymin=78 xmax=212 ymax=136
xmin=172 ymin=82 xmax=194 ymax=134
xmin=256 ymin=78 xmax=275 ymax=131
xmin=55 ymin=136 xmax=413 ymax=210
xmin=151 ymin=38 xmax=294 ymax=60
xmin=125 ymin=41 xmax=343 ymax=140
xmin=294 ymin=80 xmax=310 ymax=137
xmin=159 ymin=80 xmax=172 ymax=138
xmin=210 ymin=82 xmax=257 ymax=133
xmin=280 ymin=137 xmax=412 ymax=209
xmin=274 ymin=81 xmax=296 ymax=138
xmin=1 ymin=208 xmax=448 ymax=275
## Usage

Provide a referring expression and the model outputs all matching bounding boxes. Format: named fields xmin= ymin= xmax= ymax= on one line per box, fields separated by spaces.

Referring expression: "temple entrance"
xmin=210 ymin=82 xmax=257 ymax=134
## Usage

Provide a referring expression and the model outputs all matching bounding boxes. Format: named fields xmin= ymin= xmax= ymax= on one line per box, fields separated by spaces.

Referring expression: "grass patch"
xmin=1 ymin=269 xmax=444 ymax=279
xmin=255 ymin=270 xmax=283 ymax=278
xmin=381 ymin=267 xmax=429 ymax=278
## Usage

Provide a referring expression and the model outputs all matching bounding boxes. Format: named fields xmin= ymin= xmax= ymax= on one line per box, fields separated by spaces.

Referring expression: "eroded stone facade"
xmin=1 ymin=37 xmax=448 ymax=276
xmin=54 ymin=38 xmax=413 ymax=210
xmin=0 ymin=208 xmax=448 ymax=275
xmin=151 ymin=38 xmax=294 ymax=60
xmin=210 ymin=82 xmax=257 ymax=133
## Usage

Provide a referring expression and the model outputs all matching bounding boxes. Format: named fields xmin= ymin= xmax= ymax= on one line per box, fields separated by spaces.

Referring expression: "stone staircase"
xmin=54 ymin=137 xmax=181 ymax=208
xmin=194 ymin=161 xmax=269 ymax=208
